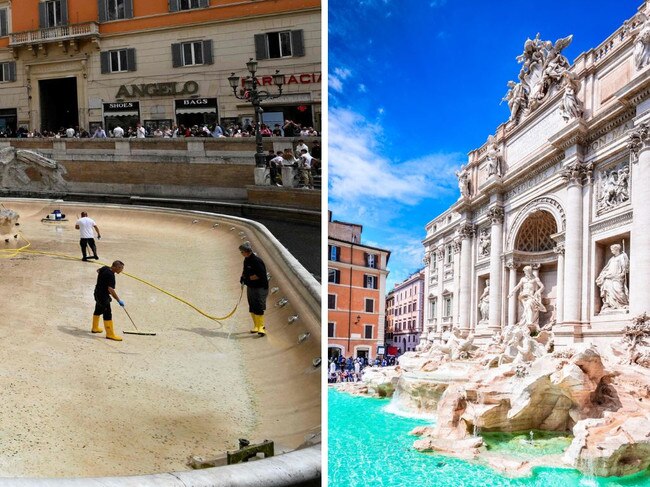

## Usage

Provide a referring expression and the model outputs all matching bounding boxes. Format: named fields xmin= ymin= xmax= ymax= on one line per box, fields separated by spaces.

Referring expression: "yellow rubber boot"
xmin=104 ymin=320 xmax=123 ymax=341
xmin=249 ymin=313 xmax=259 ymax=334
xmin=91 ymin=315 xmax=103 ymax=333
xmin=255 ymin=314 xmax=267 ymax=337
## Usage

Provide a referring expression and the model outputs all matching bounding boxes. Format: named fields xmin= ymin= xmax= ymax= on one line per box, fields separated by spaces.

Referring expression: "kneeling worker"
xmin=91 ymin=260 xmax=125 ymax=341
xmin=239 ymin=242 xmax=269 ymax=336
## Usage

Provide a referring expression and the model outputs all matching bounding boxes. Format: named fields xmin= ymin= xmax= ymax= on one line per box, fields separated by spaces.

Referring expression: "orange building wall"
xmin=10 ymin=0 xmax=320 ymax=34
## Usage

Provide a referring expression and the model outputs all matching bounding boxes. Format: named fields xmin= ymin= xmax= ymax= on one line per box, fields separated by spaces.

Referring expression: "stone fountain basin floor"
xmin=0 ymin=199 xmax=320 ymax=479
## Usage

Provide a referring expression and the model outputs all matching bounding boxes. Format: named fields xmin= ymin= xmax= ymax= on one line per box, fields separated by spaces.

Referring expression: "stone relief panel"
xmin=477 ymin=228 xmax=491 ymax=259
xmin=596 ymin=161 xmax=630 ymax=215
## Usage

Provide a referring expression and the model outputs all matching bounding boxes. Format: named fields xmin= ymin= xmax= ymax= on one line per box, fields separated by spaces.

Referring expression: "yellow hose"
xmin=1 ymin=230 xmax=242 ymax=323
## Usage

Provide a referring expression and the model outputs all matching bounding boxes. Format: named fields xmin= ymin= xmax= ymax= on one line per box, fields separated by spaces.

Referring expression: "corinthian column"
xmin=628 ymin=124 xmax=650 ymax=316
xmin=457 ymin=222 xmax=475 ymax=334
xmin=554 ymin=244 xmax=565 ymax=324
xmin=506 ymin=260 xmax=518 ymax=326
xmin=487 ymin=206 xmax=504 ymax=332
xmin=560 ymin=160 xmax=591 ymax=329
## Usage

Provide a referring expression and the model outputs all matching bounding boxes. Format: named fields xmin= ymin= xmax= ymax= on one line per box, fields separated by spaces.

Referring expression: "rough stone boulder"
xmin=361 ymin=366 xmax=401 ymax=397
xmin=563 ymin=412 xmax=650 ymax=477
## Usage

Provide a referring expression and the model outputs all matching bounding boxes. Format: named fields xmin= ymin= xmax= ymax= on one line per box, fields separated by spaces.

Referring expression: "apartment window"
xmin=365 ymin=252 xmax=378 ymax=269
xmin=98 ymin=0 xmax=134 ymax=21
xmin=0 ymin=9 xmax=7 ymax=37
xmin=169 ymin=0 xmax=209 ymax=11
xmin=0 ymin=62 xmax=16 ymax=83
xmin=364 ymin=275 xmax=377 ymax=289
xmin=446 ymin=245 xmax=453 ymax=265
xmin=171 ymin=40 xmax=214 ymax=67
xmin=40 ymin=0 xmax=67 ymax=28
xmin=254 ymin=30 xmax=305 ymax=60
xmin=100 ymin=49 xmax=136 ymax=74
xmin=328 ymin=245 xmax=341 ymax=262
xmin=328 ymin=322 xmax=335 ymax=338
xmin=328 ymin=268 xmax=341 ymax=284
xmin=364 ymin=325 xmax=373 ymax=339
xmin=365 ymin=298 xmax=374 ymax=313
xmin=328 ymin=294 xmax=336 ymax=310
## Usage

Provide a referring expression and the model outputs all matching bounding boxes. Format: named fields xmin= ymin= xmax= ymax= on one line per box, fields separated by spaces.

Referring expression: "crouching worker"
xmin=239 ymin=242 xmax=269 ymax=337
xmin=91 ymin=260 xmax=125 ymax=341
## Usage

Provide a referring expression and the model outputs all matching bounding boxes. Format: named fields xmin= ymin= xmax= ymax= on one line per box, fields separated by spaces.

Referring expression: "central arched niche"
xmin=512 ymin=209 xmax=558 ymax=327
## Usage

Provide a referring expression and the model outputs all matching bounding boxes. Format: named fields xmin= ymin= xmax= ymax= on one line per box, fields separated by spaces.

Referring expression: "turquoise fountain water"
xmin=328 ymin=388 xmax=650 ymax=487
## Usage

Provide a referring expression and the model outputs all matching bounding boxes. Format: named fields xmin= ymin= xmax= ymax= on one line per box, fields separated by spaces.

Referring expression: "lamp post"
xmin=228 ymin=59 xmax=284 ymax=185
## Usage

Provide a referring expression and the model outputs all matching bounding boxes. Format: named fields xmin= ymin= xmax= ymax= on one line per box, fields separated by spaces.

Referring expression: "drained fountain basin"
xmin=0 ymin=198 xmax=320 ymax=482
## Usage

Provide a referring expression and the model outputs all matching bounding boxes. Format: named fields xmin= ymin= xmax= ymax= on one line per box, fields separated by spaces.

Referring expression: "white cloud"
xmin=329 ymin=67 xmax=353 ymax=93
xmin=358 ymin=83 xmax=367 ymax=93
xmin=328 ymin=107 xmax=462 ymax=207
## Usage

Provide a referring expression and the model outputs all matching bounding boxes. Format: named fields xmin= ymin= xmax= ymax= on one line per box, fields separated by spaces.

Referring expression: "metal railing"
xmin=10 ymin=22 xmax=99 ymax=46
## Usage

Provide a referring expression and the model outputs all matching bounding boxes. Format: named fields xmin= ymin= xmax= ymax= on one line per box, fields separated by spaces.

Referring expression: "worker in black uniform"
xmin=239 ymin=242 xmax=269 ymax=336
xmin=91 ymin=260 xmax=125 ymax=341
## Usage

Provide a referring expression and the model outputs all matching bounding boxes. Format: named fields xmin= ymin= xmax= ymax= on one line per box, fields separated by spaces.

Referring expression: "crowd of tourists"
xmin=327 ymin=355 xmax=397 ymax=383
xmin=0 ymin=119 xmax=319 ymax=140
xmin=266 ymin=138 xmax=321 ymax=189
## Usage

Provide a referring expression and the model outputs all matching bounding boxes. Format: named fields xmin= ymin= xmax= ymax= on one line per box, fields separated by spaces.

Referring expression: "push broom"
xmin=122 ymin=306 xmax=157 ymax=336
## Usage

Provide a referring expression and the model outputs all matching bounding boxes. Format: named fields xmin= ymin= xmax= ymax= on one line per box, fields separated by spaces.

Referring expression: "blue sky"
xmin=328 ymin=0 xmax=640 ymax=290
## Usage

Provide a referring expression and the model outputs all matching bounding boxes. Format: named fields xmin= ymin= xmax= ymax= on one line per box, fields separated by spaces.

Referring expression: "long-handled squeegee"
xmin=122 ymin=307 xmax=157 ymax=336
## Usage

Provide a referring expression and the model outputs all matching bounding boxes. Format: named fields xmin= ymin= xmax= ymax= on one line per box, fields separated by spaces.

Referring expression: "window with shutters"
xmin=328 ymin=268 xmax=340 ymax=284
xmin=108 ymin=0 xmax=125 ymax=20
xmin=100 ymin=49 xmax=136 ymax=73
xmin=0 ymin=9 xmax=8 ymax=37
xmin=169 ymin=0 xmax=209 ymax=12
xmin=444 ymin=296 xmax=453 ymax=317
xmin=365 ymin=298 xmax=374 ymax=313
xmin=364 ymin=325 xmax=373 ymax=339
xmin=110 ymin=50 xmax=128 ymax=72
xmin=364 ymin=275 xmax=377 ymax=289
xmin=328 ymin=322 xmax=335 ymax=338
xmin=328 ymin=245 xmax=340 ymax=262
xmin=365 ymin=252 xmax=377 ymax=269
xmin=254 ymin=30 xmax=305 ymax=60
xmin=328 ymin=294 xmax=336 ymax=310
xmin=43 ymin=0 xmax=65 ymax=27
xmin=0 ymin=62 xmax=16 ymax=82
xmin=171 ymin=41 xmax=213 ymax=67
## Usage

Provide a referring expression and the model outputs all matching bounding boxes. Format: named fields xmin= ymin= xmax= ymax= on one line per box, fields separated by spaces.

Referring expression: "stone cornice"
xmin=589 ymin=209 xmax=633 ymax=234
xmin=549 ymin=118 xmax=589 ymax=151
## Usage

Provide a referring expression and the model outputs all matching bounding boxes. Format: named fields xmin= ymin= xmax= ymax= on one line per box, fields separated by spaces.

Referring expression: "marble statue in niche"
xmin=456 ymin=165 xmax=470 ymax=198
xmin=596 ymin=244 xmax=629 ymax=311
xmin=507 ymin=265 xmax=546 ymax=331
xmin=478 ymin=280 xmax=490 ymax=322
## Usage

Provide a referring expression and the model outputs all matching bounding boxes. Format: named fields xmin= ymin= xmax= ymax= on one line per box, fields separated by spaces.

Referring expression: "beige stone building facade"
xmin=0 ymin=0 xmax=320 ymax=134
xmin=424 ymin=2 xmax=650 ymax=349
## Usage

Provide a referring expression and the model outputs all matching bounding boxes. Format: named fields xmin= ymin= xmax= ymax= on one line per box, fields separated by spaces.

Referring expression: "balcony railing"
xmin=10 ymin=22 xmax=99 ymax=46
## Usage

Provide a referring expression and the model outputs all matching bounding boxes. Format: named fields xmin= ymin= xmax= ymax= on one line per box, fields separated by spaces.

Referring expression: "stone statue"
xmin=560 ymin=71 xmax=583 ymax=122
xmin=0 ymin=208 xmax=19 ymax=240
xmin=0 ymin=147 xmax=67 ymax=191
xmin=485 ymin=135 xmax=502 ymax=177
xmin=626 ymin=12 xmax=650 ymax=70
xmin=512 ymin=33 xmax=573 ymax=117
xmin=455 ymin=165 xmax=470 ymax=198
xmin=596 ymin=244 xmax=629 ymax=311
xmin=507 ymin=265 xmax=546 ymax=331
xmin=425 ymin=327 xmax=475 ymax=360
xmin=502 ymin=80 xmax=526 ymax=123
xmin=478 ymin=229 xmax=490 ymax=257
xmin=478 ymin=280 xmax=489 ymax=322
xmin=598 ymin=166 xmax=629 ymax=212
